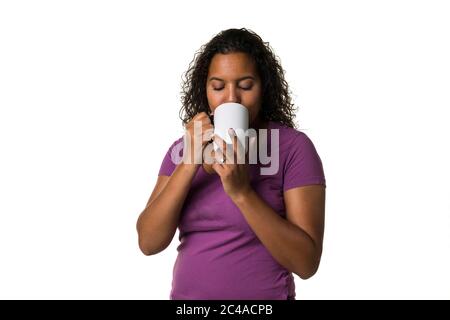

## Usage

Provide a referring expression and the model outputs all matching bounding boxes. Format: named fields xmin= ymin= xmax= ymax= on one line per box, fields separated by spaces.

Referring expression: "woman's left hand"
xmin=212 ymin=129 xmax=253 ymax=200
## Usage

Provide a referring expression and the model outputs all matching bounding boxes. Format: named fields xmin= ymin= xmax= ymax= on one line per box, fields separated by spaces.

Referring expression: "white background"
xmin=1 ymin=0 xmax=449 ymax=299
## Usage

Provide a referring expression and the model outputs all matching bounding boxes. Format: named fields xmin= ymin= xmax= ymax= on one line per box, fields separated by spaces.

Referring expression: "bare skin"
xmin=136 ymin=112 xmax=212 ymax=255
xmin=203 ymin=52 xmax=266 ymax=174
xmin=136 ymin=52 xmax=326 ymax=279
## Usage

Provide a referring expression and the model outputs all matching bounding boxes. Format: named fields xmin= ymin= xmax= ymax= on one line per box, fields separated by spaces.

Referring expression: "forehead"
xmin=208 ymin=52 xmax=257 ymax=78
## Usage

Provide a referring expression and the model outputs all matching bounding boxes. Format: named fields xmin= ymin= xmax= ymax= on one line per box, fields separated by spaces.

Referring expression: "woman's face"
xmin=206 ymin=52 xmax=263 ymax=126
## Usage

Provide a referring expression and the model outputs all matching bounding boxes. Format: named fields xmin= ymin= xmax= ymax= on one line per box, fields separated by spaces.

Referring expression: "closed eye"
xmin=212 ymin=86 xmax=252 ymax=91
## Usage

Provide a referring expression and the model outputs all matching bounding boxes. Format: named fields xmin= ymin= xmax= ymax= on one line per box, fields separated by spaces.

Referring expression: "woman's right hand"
xmin=182 ymin=112 xmax=214 ymax=166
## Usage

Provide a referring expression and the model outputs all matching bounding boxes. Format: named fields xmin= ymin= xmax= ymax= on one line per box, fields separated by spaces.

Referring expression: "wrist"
xmin=178 ymin=162 xmax=200 ymax=174
xmin=229 ymin=186 xmax=254 ymax=205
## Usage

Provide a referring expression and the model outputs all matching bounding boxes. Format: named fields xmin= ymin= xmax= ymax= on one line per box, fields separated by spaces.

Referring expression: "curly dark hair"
xmin=179 ymin=28 xmax=297 ymax=128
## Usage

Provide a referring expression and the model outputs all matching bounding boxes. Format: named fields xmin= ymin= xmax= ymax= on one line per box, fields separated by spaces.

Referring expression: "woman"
xmin=137 ymin=28 xmax=326 ymax=300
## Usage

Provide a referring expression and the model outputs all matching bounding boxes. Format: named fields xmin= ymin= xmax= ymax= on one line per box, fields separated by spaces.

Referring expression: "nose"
xmin=225 ymin=86 xmax=241 ymax=104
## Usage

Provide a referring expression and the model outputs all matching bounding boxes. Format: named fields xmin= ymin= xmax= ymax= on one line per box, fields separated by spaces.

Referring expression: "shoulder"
xmin=268 ymin=121 xmax=317 ymax=155
xmin=159 ymin=136 xmax=184 ymax=175
xmin=268 ymin=122 xmax=326 ymax=189
xmin=164 ymin=136 xmax=184 ymax=154
xmin=164 ymin=137 xmax=183 ymax=164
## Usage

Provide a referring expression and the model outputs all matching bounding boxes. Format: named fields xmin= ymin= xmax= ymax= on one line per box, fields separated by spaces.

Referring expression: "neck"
xmin=250 ymin=117 xmax=269 ymax=130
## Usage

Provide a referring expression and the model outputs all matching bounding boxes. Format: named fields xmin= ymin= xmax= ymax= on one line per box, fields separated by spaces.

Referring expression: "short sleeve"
xmin=283 ymin=132 xmax=326 ymax=191
xmin=158 ymin=137 xmax=184 ymax=176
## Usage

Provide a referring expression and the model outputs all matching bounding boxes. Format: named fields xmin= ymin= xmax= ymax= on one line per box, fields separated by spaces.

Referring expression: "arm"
xmin=137 ymin=163 xmax=199 ymax=255
xmin=231 ymin=185 xmax=326 ymax=279
xmin=136 ymin=112 xmax=213 ymax=255
xmin=136 ymin=163 xmax=199 ymax=255
xmin=211 ymin=131 xmax=326 ymax=278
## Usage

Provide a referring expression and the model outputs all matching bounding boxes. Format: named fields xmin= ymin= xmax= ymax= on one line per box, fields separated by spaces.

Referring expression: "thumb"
xmin=246 ymin=136 xmax=258 ymax=163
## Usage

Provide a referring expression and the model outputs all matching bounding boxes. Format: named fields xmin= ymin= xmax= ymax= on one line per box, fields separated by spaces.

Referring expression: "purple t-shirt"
xmin=158 ymin=121 xmax=326 ymax=300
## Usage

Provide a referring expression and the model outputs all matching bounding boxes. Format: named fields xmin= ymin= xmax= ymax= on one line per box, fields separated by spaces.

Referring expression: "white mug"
xmin=213 ymin=102 xmax=249 ymax=154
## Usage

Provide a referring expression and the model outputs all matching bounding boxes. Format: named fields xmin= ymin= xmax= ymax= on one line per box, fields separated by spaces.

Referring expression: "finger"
xmin=211 ymin=162 xmax=225 ymax=175
xmin=229 ymin=128 xmax=245 ymax=164
xmin=188 ymin=116 xmax=209 ymax=133
xmin=214 ymin=148 xmax=225 ymax=164
xmin=218 ymin=131 xmax=233 ymax=165
xmin=247 ymin=135 xmax=257 ymax=164
xmin=229 ymin=128 xmax=238 ymax=164
xmin=202 ymin=122 xmax=213 ymax=132
xmin=213 ymin=134 xmax=233 ymax=164
xmin=202 ymin=142 xmax=215 ymax=164
xmin=213 ymin=134 xmax=226 ymax=155
xmin=224 ymin=138 xmax=234 ymax=165
xmin=195 ymin=112 xmax=209 ymax=119
xmin=202 ymin=126 xmax=214 ymax=143
xmin=194 ymin=112 xmax=211 ymax=125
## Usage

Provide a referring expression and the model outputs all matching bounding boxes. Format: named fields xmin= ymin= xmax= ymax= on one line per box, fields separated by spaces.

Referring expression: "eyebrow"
xmin=208 ymin=76 xmax=255 ymax=82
